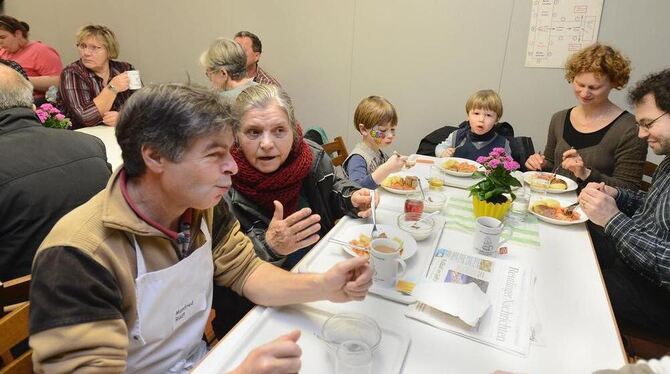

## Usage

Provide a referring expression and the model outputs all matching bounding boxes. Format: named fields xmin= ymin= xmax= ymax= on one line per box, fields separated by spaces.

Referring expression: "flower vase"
xmin=472 ymin=194 xmax=512 ymax=221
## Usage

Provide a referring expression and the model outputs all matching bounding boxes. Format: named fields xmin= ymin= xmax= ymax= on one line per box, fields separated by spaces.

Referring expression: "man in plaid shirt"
xmin=234 ymin=31 xmax=281 ymax=87
xmin=580 ymin=69 xmax=670 ymax=338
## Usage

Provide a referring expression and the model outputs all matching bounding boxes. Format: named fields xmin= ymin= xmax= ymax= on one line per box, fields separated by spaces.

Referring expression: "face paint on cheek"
xmin=369 ymin=130 xmax=384 ymax=145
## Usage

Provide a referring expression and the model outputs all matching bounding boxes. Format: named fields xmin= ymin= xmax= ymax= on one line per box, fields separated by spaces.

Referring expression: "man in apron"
xmin=29 ymin=83 xmax=374 ymax=373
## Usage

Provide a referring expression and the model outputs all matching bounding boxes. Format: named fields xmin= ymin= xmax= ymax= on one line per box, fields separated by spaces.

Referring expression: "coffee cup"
xmin=127 ymin=70 xmax=142 ymax=90
xmin=370 ymin=238 xmax=406 ymax=288
xmin=473 ymin=216 xmax=513 ymax=256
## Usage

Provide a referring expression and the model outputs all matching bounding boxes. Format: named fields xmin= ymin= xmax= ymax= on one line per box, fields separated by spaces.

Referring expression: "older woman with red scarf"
xmin=226 ymin=84 xmax=374 ymax=270
xmin=212 ymin=84 xmax=374 ymax=336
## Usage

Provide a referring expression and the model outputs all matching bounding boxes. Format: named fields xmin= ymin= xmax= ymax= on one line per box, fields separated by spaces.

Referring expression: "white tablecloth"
xmin=75 ymin=125 xmax=122 ymax=171
xmin=194 ymin=156 xmax=625 ymax=373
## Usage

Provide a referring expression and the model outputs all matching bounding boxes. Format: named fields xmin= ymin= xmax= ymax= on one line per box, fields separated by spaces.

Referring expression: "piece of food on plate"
xmin=531 ymin=199 xmax=580 ymax=221
xmin=348 ymin=233 xmax=404 ymax=256
xmin=382 ymin=175 xmax=419 ymax=190
xmin=530 ymin=173 xmax=568 ymax=190
xmin=442 ymin=159 xmax=477 ymax=173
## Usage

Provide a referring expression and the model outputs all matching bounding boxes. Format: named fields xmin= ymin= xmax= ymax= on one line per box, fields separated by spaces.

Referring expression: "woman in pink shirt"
xmin=0 ymin=15 xmax=63 ymax=100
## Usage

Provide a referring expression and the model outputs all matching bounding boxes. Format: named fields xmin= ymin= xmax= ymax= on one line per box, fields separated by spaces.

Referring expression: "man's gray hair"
xmin=116 ymin=83 xmax=234 ymax=178
xmin=0 ymin=64 xmax=34 ymax=111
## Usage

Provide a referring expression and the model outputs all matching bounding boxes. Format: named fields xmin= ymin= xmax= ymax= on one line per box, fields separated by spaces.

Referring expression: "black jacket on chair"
xmin=0 ymin=107 xmax=112 ymax=281
xmin=415 ymin=121 xmax=534 ymax=170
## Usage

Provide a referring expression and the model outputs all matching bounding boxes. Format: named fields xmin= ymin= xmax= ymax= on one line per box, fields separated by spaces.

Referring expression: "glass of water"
xmin=335 ymin=339 xmax=373 ymax=374
xmin=509 ymin=186 xmax=531 ymax=225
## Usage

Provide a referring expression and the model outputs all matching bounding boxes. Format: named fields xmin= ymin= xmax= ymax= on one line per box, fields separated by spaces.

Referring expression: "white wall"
xmin=5 ymin=0 xmax=669 ymax=163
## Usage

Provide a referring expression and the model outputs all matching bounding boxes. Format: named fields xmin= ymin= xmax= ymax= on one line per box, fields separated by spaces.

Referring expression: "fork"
xmin=564 ymin=201 xmax=580 ymax=215
xmin=370 ymin=189 xmax=382 ymax=239
xmin=328 ymin=238 xmax=369 ymax=253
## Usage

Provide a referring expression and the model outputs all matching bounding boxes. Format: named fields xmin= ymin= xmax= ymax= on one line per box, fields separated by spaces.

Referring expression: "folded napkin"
xmin=411 ymin=282 xmax=491 ymax=326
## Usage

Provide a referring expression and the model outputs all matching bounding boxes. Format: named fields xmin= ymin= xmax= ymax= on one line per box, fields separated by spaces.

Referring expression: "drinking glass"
xmin=508 ymin=186 xmax=531 ymax=225
xmin=404 ymin=193 xmax=424 ymax=220
xmin=335 ymin=339 xmax=373 ymax=374
xmin=427 ymin=165 xmax=445 ymax=190
xmin=530 ymin=177 xmax=549 ymax=197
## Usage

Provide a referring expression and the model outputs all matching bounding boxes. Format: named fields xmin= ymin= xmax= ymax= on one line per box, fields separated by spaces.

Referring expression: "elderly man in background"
xmin=579 ymin=68 xmax=670 ymax=341
xmin=0 ymin=63 xmax=111 ymax=282
xmin=29 ymin=83 xmax=372 ymax=373
xmin=200 ymin=37 xmax=257 ymax=100
xmin=234 ymin=30 xmax=281 ymax=86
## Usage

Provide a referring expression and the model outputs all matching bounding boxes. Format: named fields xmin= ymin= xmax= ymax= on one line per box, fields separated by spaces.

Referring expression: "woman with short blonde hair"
xmin=59 ymin=24 xmax=137 ymax=128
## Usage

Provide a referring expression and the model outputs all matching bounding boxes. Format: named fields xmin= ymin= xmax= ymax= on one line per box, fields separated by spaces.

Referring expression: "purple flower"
xmin=491 ymin=147 xmax=505 ymax=156
xmin=476 ymin=156 xmax=488 ymax=164
xmin=489 ymin=159 xmax=501 ymax=169
xmin=39 ymin=103 xmax=57 ymax=114
xmin=36 ymin=109 xmax=48 ymax=123
xmin=55 ymin=113 xmax=65 ymax=120
xmin=503 ymin=160 xmax=520 ymax=171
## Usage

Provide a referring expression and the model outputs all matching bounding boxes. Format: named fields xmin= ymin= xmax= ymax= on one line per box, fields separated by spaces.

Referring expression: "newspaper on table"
xmin=405 ymin=247 xmax=535 ymax=356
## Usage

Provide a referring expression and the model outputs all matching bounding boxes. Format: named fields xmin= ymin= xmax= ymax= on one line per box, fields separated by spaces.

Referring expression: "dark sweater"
xmin=542 ymin=108 xmax=648 ymax=189
xmin=0 ymin=107 xmax=111 ymax=281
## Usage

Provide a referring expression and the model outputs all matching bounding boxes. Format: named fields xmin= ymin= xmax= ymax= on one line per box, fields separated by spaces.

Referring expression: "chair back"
xmin=510 ymin=136 xmax=535 ymax=171
xmin=641 ymin=161 xmax=658 ymax=192
xmin=0 ymin=303 xmax=32 ymax=374
xmin=416 ymin=125 xmax=458 ymax=156
xmin=322 ymin=136 xmax=349 ymax=167
xmin=0 ymin=276 xmax=30 ymax=316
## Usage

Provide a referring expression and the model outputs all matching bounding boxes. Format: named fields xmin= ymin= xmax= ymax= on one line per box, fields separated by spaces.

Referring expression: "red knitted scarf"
xmin=231 ymin=130 xmax=313 ymax=216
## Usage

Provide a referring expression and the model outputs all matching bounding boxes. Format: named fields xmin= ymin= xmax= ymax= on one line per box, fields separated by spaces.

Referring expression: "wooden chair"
xmin=204 ymin=309 xmax=218 ymax=348
xmin=0 ymin=303 xmax=32 ymax=374
xmin=0 ymin=276 xmax=30 ymax=316
xmin=321 ymin=136 xmax=348 ymax=167
xmin=641 ymin=161 xmax=658 ymax=192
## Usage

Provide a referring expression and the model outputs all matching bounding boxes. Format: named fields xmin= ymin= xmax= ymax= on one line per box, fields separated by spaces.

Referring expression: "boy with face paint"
xmin=435 ymin=89 xmax=512 ymax=161
xmin=343 ymin=96 xmax=407 ymax=189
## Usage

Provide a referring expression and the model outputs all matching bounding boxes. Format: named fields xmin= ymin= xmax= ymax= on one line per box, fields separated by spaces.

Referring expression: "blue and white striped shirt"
xmin=605 ymin=156 xmax=670 ymax=291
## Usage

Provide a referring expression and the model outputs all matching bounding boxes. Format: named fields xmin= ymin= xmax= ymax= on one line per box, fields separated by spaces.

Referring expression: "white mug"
xmin=370 ymin=238 xmax=406 ymax=288
xmin=127 ymin=70 xmax=142 ymax=90
xmin=473 ymin=217 xmax=513 ymax=256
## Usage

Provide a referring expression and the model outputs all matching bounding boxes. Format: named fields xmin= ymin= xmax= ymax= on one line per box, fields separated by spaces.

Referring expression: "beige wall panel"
xmin=5 ymin=0 xmax=670 ymax=162
xmin=501 ymin=0 xmax=670 ymax=162
xmin=347 ymin=0 xmax=514 ymax=154
xmin=224 ymin=0 xmax=357 ymax=141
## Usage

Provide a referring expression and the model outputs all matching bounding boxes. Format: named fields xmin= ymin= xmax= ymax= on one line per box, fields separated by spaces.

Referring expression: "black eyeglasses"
xmin=636 ymin=112 xmax=668 ymax=130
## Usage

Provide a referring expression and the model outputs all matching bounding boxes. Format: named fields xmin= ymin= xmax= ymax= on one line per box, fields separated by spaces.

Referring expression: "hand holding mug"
xmin=108 ymin=72 xmax=130 ymax=93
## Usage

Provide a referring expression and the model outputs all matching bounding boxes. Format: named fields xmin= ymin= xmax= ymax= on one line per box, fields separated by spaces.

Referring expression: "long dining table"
xmin=199 ymin=156 xmax=626 ymax=373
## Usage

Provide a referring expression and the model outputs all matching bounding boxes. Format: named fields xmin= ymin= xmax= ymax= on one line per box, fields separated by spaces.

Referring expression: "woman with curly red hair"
xmin=525 ymin=43 xmax=647 ymax=189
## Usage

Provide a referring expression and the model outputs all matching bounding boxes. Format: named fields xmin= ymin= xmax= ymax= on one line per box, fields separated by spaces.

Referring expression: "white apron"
xmin=125 ymin=218 xmax=213 ymax=373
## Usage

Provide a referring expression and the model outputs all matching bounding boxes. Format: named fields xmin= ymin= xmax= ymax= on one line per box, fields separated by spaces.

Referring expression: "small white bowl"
xmin=423 ymin=191 xmax=446 ymax=213
xmin=397 ymin=213 xmax=435 ymax=241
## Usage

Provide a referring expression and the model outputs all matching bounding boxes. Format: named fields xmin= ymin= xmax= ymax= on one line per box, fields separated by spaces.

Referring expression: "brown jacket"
xmin=29 ymin=169 xmax=263 ymax=373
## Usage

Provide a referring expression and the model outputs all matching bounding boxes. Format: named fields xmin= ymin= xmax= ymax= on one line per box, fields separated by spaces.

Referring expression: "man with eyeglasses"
xmin=579 ymin=69 xmax=670 ymax=341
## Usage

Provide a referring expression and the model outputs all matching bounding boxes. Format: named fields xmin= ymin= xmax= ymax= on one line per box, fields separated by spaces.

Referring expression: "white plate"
xmin=380 ymin=172 xmax=421 ymax=195
xmin=528 ymin=204 xmax=588 ymax=225
xmin=522 ymin=171 xmax=578 ymax=193
xmin=338 ymin=224 xmax=417 ymax=260
xmin=436 ymin=157 xmax=483 ymax=177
